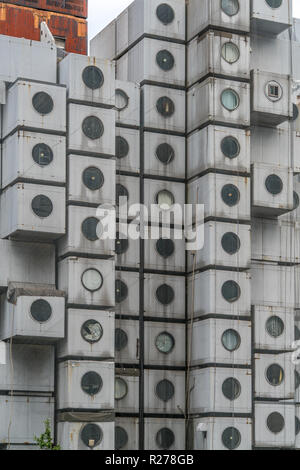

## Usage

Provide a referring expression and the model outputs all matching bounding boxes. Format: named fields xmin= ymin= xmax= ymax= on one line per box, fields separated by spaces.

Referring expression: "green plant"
xmin=34 ymin=419 xmax=60 ymax=450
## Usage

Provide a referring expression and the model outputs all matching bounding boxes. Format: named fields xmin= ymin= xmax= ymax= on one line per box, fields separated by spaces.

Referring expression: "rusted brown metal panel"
xmin=0 ymin=3 xmax=87 ymax=54
xmin=1 ymin=0 xmax=87 ymax=19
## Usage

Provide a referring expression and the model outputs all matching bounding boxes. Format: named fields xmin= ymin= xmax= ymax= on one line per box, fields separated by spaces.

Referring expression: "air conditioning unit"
xmin=251 ymin=0 xmax=292 ymax=36
xmin=115 ymin=271 xmax=139 ymax=317
xmin=1 ymin=131 xmax=66 ymax=189
xmin=144 ymin=321 xmax=185 ymax=367
xmin=115 ymin=418 xmax=139 ymax=450
xmin=187 ymin=77 xmax=250 ymax=133
xmin=189 ymin=367 xmax=252 ymax=415
xmin=115 ymin=80 xmax=140 ymax=127
xmin=115 ymin=318 xmax=139 ymax=365
xmin=187 ymin=31 xmax=250 ymax=87
xmin=57 ymin=309 xmax=114 ymax=360
xmin=115 ymin=127 xmax=140 ymax=174
xmin=254 ymin=403 xmax=295 ymax=448
xmin=57 ymin=421 xmax=114 ymax=450
xmin=189 ymin=318 xmax=251 ymax=367
xmin=57 ymin=360 xmax=114 ymax=410
xmin=68 ymin=104 xmax=115 ymax=156
xmin=0 ymin=183 xmax=66 ymax=241
xmin=58 ymin=257 xmax=115 ymax=308
xmin=68 ymin=155 xmax=115 ymax=206
xmin=144 ymin=417 xmax=185 ymax=451
xmin=187 ymin=126 xmax=250 ymax=178
xmin=188 ymin=270 xmax=251 ymax=319
xmin=187 ymin=0 xmax=250 ymax=41
xmin=144 ymin=370 xmax=185 ymax=415
xmin=115 ymin=373 xmax=139 ymax=413
xmin=253 ymin=306 xmax=294 ymax=352
xmin=144 ymin=132 xmax=185 ymax=179
xmin=251 ymin=70 xmax=292 ymax=127
xmin=254 ymin=353 xmax=294 ymax=400
xmin=59 ymin=53 xmax=115 ymax=107
xmin=144 ymin=273 xmax=185 ymax=320
xmin=2 ymin=79 xmax=66 ymax=139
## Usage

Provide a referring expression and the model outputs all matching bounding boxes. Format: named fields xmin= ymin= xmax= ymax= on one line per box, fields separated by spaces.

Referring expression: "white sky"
xmin=88 ymin=0 xmax=300 ymax=41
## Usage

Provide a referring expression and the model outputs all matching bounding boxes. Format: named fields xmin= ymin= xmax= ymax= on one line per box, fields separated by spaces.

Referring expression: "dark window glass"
xmin=155 ymin=332 xmax=175 ymax=354
xmin=222 ymin=378 xmax=241 ymax=400
xmin=116 ymin=184 xmax=129 ymax=206
xmin=31 ymin=195 xmax=53 ymax=218
xmin=221 ymin=184 xmax=240 ymax=206
xmin=296 ymin=417 xmax=300 ymax=436
xmin=115 ymin=233 xmax=129 ymax=255
xmin=115 ymin=328 xmax=128 ymax=351
xmin=116 ymin=136 xmax=129 ymax=159
xmin=221 ymin=329 xmax=241 ymax=352
xmin=221 ymin=280 xmax=241 ymax=303
xmin=82 ymin=66 xmax=104 ymax=90
xmin=293 ymin=104 xmax=299 ymax=121
xmin=156 ymin=97 xmax=175 ymax=117
xmin=266 ymin=316 xmax=284 ymax=338
xmin=267 ymin=412 xmax=285 ymax=434
xmin=266 ymin=364 xmax=284 ymax=386
xmin=82 ymin=167 xmax=104 ymax=191
xmin=81 ymin=320 xmax=103 ymax=344
xmin=221 ymin=136 xmax=240 ymax=159
xmin=266 ymin=0 xmax=283 ymax=8
xmin=265 ymin=174 xmax=283 ymax=195
xmin=156 ymin=379 xmax=175 ymax=402
xmin=293 ymin=192 xmax=300 ymax=210
xmin=156 ymin=284 xmax=175 ymax=305
xmin=295 ymin=326 xmax=300 ymax=341
xmin=32 ymin=143 xmax=53 ymax=166
xmin=221 ymin=0 xmax=240 ymax=16
xmin=156 ymin=428 xmax=175 ymax=449
xmin=115 ymin=279 xmax=128 ymax=303
xmin=156 ymin=238 xmax=175 ymax=258
xmin=81 ymin=371 xmax=103 ymax=396
xmin=81 ymin=423 xmax=102 ymax=448
xmin=81 ymin=217 xmax=99 ymax=241
xmin=115 ymin=426 xmax=128 ymax=450
xmin=295 ymin=371 xmax=300 ymax=390
xmin=115 ymin=89 xmax=129 ymax=111
xmin=156 ymin=3 xmax=175 ymax=24
xmin=115 ymin=377 xmax=128 ymax=400
xmin=221 ymin=232 xmax=241 ymax=255
xmin=82 ymin=116 xmax=104 ymax=140
xmin=156 ymin=143 xmax=175 ymax=165
xmin=30 ymin=299 xmax=52 ymax=323
xmin=32 ymin=92 xmax=54 ymax=115
xmin=222 ymin=427 xmax=241 ymax=450
xmin=156 ymin=50 xmax=175 ymax=71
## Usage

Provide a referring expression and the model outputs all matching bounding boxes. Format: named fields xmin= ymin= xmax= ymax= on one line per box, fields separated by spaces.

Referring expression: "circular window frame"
xmin=156 ymin=96 xmax=175 ymax=118
xmin=82 ymin=65 xmax=104 ymax=90
xmin=221 ymin=427 xmax=241 ymax=450
xmin=115 ymin=328 xmax=128 ymax=352
xmin=221 ymin=280 xmax=241 ymax=303
xmin=30 ymin=299 xmax=52 ymax=324
xmin=81 ymin=217 xmax=99 ymax=242
xmin=81 ymin=268 xmax=103 ymax=293
xmin=82 ymin=116 xmax=104 ymax=140
xmin=81 ymin=319 xmax=103 ymax=344
xmin=32 ymin=91 xmax=54 ymax=115
xmin=220 ymin=88 xmax=240 ymax=112
xmin=156 ymin=238 xmax=175 ymax=259
xmin=265 ymin=174 xmax=283 ymax=195
xmin=265 ymin=316 xmax=285 ymax=338
xmin=221 ymin=136 xmax=240 ymax=159
xmin=221 ymin=232 xmax=241 ymax=255
xmin=156 ymin=50 xmax=175 ymax=72
xmin=82 ymin=166 xmax=105 ymax=191
xmin=156 ymin=283 xmax=175 ymax=306
xmin=155 ymin=331 xmax=175 ymax=355
xmin=115 ymin=89 xmax=129 ymax=111
xmin=32 ymin=143 xmax=54 ymax=167
xmin=156 ymin=3 xmax=175 ymax=25
xmin=155 ymin=189 xmax=175 ymax=210
xmin=31 ymin=195 xmax=53 ymax=219
xmin=265 ymin=80 xmax=283 ymax=103
xmin=265 ymin=0 xmax=283 ymax=9
xmin=155 ymin=427 xmax=175 ymax=450
xmin=116 ymin=135 xmax=130 ymax=159
xmin=81 ymin=371 xmax=103 ymax=396
xmin=221 ymin=329 xmax=241 ymax=352
xmin=221 ymin=42 xmax=240 ymax=64
xmin=155 ymin=143 xmax=175 ymax=165
xmin=265 ymin=364 xmax=285 ymax=387
xmin=266 ymin=412 xmax=285 ymax=434
xmin=155 ymin=379 xmax=175 ymax=402
xmin=221 ymin=0 xmax=240 ymax=17
xmin=80 ymin=423 xmax=103 ymax=448
xmin=115 ymin=377 xmax=128 ymax=401
xmin=221 ymin=184 xmax=241 ymax=207
xmin=115 ymin=426 xmax=129 ymax=450
xmin=222 ymin=377 xmax=241 ymax=401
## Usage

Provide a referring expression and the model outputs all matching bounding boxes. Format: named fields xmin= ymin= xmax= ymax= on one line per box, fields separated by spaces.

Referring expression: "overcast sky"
xmin=88 ymin=0 xmax=300 ymax=41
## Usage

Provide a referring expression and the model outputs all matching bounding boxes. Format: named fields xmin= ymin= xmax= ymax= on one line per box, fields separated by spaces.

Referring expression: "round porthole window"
xmin=265 ymin=174 xmax=283 ymax=195
xmin=267 ymin=412 xmax=285 ymax=434
xmin=221 ymin=232 xmax=241 ymax=255
xmin=156 ymin=238 xmax=175 ymax=258
xmin=293 ymin=192 xmax=300 ymax=210
xmin=116 ymin=89 xmax=129 ymax=111
xmin=221 ymin=184 xmax=240 ymax=207
xmin=221 ymin=89 xmax=240 ymax=111
xmin=266 ymin=364 xmax=284 ymax=386
xmin=81 ymin=423 xmax=102 ymax=448
xmin=32 ymin=92 xmax=54 ymax=115
xmin=31 ymin=195 xmax=53 ymax=218
xmin=82 ymin=217 xmax=99 ymax=242
xmin=221 ymin=42 xmax=240 ymax=64
xmin=115 ymin=377 xmax=128 ymax=400
xmin=293 ymin=104 xmax=299 ymax=122
xmin=156 ymin=143 xmax=175 ymax=165
xmin=156 ymin=97 xmax=175 ymax=117
xmin=266 ymin=316 xmax=284 ymax=338
xmin=115 ymin=233 xmax=129 ymax=255
xmin=156 ymin=190 xmax=175 ymax=209
xmin=115 ymin=328 xmax=128 ymax=351
xmin=222 ymin=427 xmax=241 ymax=450
xmin=32 ymin=143 xmax=53 ymax=166
xmin=221 ymin=329 xmax=241 ymax=352
xmin=115 ymin=279 xmax=128 ymax=303
xmin=221 ymin=280 xmax=241 ymax=303
xmin=295 ymin=326 xmax=300 ymax=341
xmin=81 ymin=319 xmax=103 ymax=344
xmin=115 ymin=426 xmax=128 ymax=450
xmin=30 ymin=299 xmax=52 ymax=323
xmin=156 ymin=50 xmax=175 ymax=71
xmin=82 ymin=66 xmax=104 ymax=90
xmin=295 ymin=371 xmax=300 ymax=390
xmin=296 ymin=417 xmax=300 ymax=436
xmin=82 ymin=167 xmax=104 ymax=191
xmin=81 ymin=371 xmax=103 ymax=396
xmin=81 ymin=268 xmax=103 ymax=292
xmin=116 ymin=136 xmax=129 ymax=159
xmin=221 ymin=0 xmax=240 ymax=16
xmin=155 ymin=332 xmax=175 ymax=354
xmin=156 ymin=428 xmax=175 ymax=449
xmin=266 ymin=0 xmax=282 ymax=9
xmin=222 ymin=378 xmax=241 ymax=401
xmin=156 ymin=284 xmax=175 ymax=305
xmin=156 ymin=4 xmax=175 ymax=24
xmin=82 ymin=116 xmax=104 ymax=140
xmin=221 ymin=136 xmax=240 ymax=159
xmin=116 ymin=184 xmax=129 ymax=206
xmin=156 ymin=379 xmax=175 ymax=402
xmin=265 ymin=81 xmax=283 ymax=102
